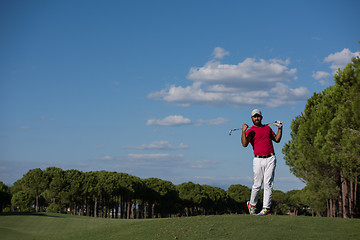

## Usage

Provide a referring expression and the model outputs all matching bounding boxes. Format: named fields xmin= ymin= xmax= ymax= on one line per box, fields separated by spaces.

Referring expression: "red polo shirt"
xmin=246 ymin=125 xmax=275 ymax=156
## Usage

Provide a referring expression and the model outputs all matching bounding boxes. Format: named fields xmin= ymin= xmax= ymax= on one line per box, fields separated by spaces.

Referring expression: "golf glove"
xmin=274 ymin=120 xmax=283 ymax=128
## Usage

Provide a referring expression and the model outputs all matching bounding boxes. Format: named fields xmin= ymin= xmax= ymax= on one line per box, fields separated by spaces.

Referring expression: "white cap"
xmin=251 ymin=109 xmax=262 ymax=117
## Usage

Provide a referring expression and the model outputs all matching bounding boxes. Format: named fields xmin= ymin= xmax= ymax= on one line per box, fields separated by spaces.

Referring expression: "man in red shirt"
xmin=241 ymin=109 xmax=282 ymax=215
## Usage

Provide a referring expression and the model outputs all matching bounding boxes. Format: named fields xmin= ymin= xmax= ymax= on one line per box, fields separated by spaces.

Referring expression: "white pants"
xmin=250 ymin=155 xmax=276 ymax=209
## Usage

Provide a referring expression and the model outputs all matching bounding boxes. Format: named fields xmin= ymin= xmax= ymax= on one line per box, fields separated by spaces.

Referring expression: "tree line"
xmin=283 ymin=55 xmax=360 ymax=218
xmin=1 ymin=167 xmax=310 ymax=218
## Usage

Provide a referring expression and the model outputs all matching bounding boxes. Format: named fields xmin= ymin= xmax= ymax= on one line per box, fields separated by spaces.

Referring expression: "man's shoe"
xmin=247 ymin=201 xmax=256 ymax=215
xmin=257 ymin=208 xmax=271 ymax=216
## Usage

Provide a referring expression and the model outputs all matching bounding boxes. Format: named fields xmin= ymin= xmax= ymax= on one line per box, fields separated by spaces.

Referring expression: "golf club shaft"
xmin=229 ymin=122 xmax=282 ymax=135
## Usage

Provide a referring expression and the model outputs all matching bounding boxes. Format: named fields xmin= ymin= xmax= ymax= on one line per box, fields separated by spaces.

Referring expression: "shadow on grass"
xmin=0 ymin=212 xmax=60 ymax=217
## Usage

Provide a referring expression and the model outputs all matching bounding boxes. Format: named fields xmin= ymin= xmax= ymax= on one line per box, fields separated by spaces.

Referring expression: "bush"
xmin=46 ymin=203 xmax=60 ymax=213
xmin=3 ymin=207 xmax=11 ymax=213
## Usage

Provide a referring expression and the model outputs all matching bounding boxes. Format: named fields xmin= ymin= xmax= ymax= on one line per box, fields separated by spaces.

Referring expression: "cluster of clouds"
xmin=92 ymin=142 xmax=219 ymax=177
xmin=313 ymin=48 xmax=360 ymax=86
xmin=148 ymin=47 xmax=360 ymax=108
xmin=89 ymin=136 xmax=222 ymax=180
xmin=146 ymin=115 xmax=228 ymax=127
xmin=121 ymin=140 xmax=189 ymax=150
xmin=148 ymin=47 xmax=306 ymax=108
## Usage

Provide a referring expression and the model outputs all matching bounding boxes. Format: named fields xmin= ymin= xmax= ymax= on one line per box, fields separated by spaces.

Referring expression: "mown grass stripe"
xmin=1 ymin=213 xmax=359 ymax=240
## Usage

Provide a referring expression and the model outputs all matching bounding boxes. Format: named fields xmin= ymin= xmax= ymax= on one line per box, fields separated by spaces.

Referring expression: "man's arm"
xmin=241 ymin=124 xmax=250 ymax=147
xmin=272 ymin=127 xmax=282 ymax=143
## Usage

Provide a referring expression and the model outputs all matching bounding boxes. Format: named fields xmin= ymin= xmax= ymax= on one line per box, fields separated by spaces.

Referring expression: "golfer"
xmin=241 ymin=109 xmax=282 ymax=215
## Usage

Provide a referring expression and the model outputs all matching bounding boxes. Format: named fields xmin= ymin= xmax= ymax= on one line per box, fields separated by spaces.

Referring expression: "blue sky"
xmin=1 ymin=0 xmax=359 ymax=192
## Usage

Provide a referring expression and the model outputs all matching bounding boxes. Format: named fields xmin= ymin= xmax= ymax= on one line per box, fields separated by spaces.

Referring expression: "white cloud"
xmin=128 ymin=153 xmax=183 ymax=160
xmin=149 ymin=82 xmax=307 ymax=108
xmin=91 ymin=153 xmax=186 ymax=170
xmin=148 ymin=47 xmax=308 ymax=108
xmin=212 ymin=47 xmax=229 ymax=59
xmin=95 ymin=155 xmax=114 ymax=161
xmin=268 ymin=83 xmax=309 ymax=108
xmin=312 ymin=71 xmax=331 ymax=85
xmin=40 ymin=116 xmax=55 ymax=121
xmin=89 ymin=153 xmax=221 ymax=178
xmin=324 ymin=48 xmax=360 ymax=74
xmin=312 ymin=71 xmax=330 ymax=80
xmin=146 ymin=115 xmax=192 ymax=126
xmin=97 ymin=144 xmax=105 ymax=149
xmin=145 ymin=115 xmax=229 ymax=128
xmin=122 ymin=141 xmax=190 ymax=150
xmin=187 ymin=57 xmax=296 ymax=88
xmin=312 ymin=48 xmax=359 ymax=85
xmin=190 ymin=160 xmax=219 ymax=169
xmin=196 ymin=117 xmax=228 ymax=126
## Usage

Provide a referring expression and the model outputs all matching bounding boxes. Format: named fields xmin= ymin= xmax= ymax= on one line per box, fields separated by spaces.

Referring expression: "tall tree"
xmin=43 ymin=167 xmax=66 ymax=211
xmin=283 ymin=55 xmax=360 ymax=218
xmin=144 ymin=178 xmax=178 ymax=218
xmin=227 ymin=184 xmax=251 ymax=214
xmin=64 ymin=169 xmax=84 ymax=215
xmin=21 ymin=168 xmax=46 ymax=212
xmin=83 ymin=171 xmax=100 ymax=217
xmin=176 ymin=182 xmax=208 ymax=216
xmin=0 ymin=181 xmax=11 ymax=212
xmin=202 ymin=185 xmax=228 ymax=215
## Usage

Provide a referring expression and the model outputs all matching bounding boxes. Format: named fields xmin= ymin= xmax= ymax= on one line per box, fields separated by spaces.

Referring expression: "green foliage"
xmin=144 ymin=177 xmax=179 ymax=217
xmin=283 ymin=55 xmax=360 ymax=217
xmin=201 ymin=185 xmax=228 ymax=215
xmin=11 ymin=191 xmax=34 ymax=212
xmin=226 ymin=184 xmax=250 ymax=213
xmin=0 ymin=181 xmax=11 ymax=212
xmin=286 ymin=190 xmax=311 ymax=215
xmin=272 ymin=190 xmax=288 ymax=215
xmin=46 ymin=203 xmax=60 ymax=213
xmin=3 ymin=166 xmax=315 ymax=217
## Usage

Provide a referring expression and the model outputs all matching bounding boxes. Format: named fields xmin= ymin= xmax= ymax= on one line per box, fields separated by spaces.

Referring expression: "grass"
xmin=1 ymin=213 xmax=359 ymax=240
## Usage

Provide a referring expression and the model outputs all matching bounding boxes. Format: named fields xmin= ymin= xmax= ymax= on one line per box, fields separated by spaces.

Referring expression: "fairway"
xmin=1 ymin=213 xmax=359 ymax=240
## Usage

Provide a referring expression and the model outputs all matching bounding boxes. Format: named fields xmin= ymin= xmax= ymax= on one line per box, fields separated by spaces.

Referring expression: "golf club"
xmin=228 ymin=121 xmax=283 ymax=136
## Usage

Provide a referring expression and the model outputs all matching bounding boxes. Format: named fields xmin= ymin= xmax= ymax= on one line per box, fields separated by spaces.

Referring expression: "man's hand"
xmin=274 ymin=120 xmax=283 ymax=128
xmin=241 ymin=124 xmax=250 ymax=147
xmin=273 ymin=121 xmax=283 ymax=143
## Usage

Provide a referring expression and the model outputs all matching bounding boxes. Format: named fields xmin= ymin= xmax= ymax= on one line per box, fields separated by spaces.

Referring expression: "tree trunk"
xmin=144 ymin=204 xmax=147 ymax=219
xmin=151 ymin=203 xmax=155 ymax=218
xmin=327 ymin=199 xmax=330 ymax=217
xmin=126 ymin=201 xmax=131 ymax=219
xmin=131 ymin=202 xmax=135 ymax=219
xmin=115 ymin=197 xmax=119 ymax=219
xmin=79 ymin=204 xmax=83 ymax=216
xmin=340 ymin=171 xmax=349 ymax=218
xmin=338 ymin=182 xmax=343 ymax=218
xmin=35 ymin=192 xmax=39 ymax=212
xmin=120 ymin=198 xmax=124 ymax=219
xmin=350 ymin=179 xmax=353 ymax=218
xmin=355 ymin=177 xmax=359 ymax=217
xmin=94 ymin=199 xmax=98 ymax=218
xmin=86 ymin=202 xmax=90 ymax=216
xmin=328 ymin=193 xmax=336 ymax=218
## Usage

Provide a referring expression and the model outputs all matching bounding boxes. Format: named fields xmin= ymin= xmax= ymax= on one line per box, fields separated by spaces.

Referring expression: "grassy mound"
xmin=1 ymin=213 xmax=359 ymax=240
